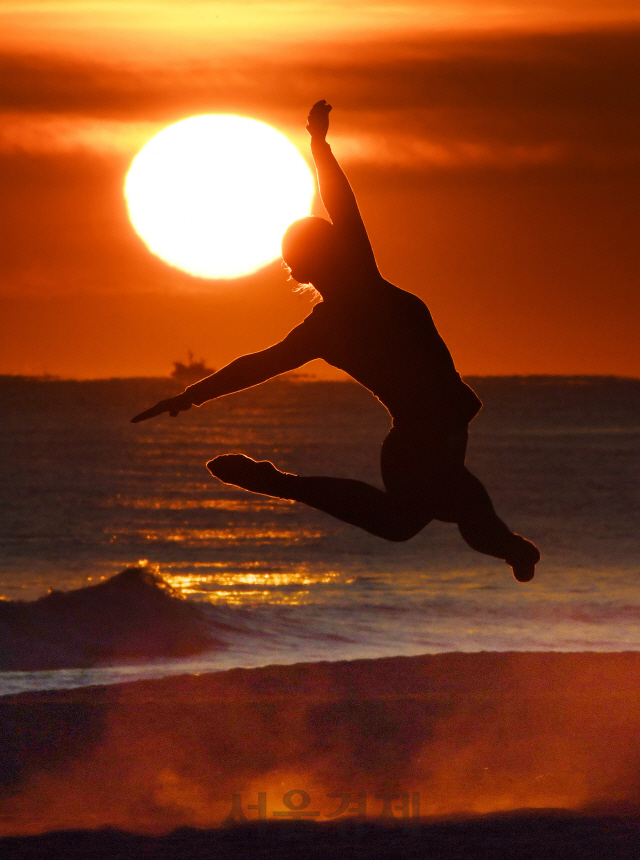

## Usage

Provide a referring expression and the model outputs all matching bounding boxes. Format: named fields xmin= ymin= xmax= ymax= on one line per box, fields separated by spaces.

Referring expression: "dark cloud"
xmin=1 ymin=28 xmax=639 ymax=160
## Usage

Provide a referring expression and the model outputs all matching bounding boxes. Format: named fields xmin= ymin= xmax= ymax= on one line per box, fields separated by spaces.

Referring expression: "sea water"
xmin=0 ymin=375 xmax=638 ymax=695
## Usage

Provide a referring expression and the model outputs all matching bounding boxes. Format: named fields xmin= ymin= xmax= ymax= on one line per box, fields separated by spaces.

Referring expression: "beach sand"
xmin=2 ymin=652 xmax=640 ymax=856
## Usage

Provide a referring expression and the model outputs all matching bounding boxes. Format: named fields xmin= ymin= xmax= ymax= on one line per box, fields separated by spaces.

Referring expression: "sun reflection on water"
xmin=109 ymin=527 xmax=324 ymax=546
xmin=108 ymin=497 xmax=294 ymax=511
xmin=165 ymin=567 xmax=342 ymax=605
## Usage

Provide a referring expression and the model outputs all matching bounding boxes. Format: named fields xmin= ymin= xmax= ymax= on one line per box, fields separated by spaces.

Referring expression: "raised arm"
xmin=307 ymin=100 xmax=379 ymax=275
xmin=131 ymin=324 xmax=317 ymax=422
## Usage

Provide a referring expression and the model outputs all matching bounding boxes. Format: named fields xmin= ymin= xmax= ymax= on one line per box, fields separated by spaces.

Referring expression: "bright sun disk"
xmin=125 ymin=115 xmax=314 ymax=279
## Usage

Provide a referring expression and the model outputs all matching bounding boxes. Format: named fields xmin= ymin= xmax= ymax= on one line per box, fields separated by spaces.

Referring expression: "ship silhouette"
xmin=170 ymin=351 xmax=215 ymax=384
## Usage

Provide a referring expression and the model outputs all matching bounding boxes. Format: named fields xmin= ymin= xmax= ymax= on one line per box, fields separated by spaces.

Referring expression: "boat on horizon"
xmin=170 ymin=351 xmax=215 ymax=384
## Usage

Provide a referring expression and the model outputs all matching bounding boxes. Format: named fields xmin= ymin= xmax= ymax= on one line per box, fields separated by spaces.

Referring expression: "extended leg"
xmin=207 ymin=454 xmax=430 ymax=542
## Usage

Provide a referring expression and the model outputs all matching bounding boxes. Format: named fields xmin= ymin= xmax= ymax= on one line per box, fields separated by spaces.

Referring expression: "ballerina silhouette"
xmin=133 ymin=100 xmax=540 ymax=582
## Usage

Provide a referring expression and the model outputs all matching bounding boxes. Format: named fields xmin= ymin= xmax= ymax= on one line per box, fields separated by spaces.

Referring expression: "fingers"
xmin=307 ymin=100 xmax=332 ymax=138
xmin=131 ymin=396 xmax=192 ymax=423
xmin=131 ymin=398 xmax=172 ymax=423
xmin=131 ymin=402 xmax=167 ymax=423
xmin=309 ymin=101 xmax=332 ymax=118
xmin=131 ymin=409 xmax=155 ymax=423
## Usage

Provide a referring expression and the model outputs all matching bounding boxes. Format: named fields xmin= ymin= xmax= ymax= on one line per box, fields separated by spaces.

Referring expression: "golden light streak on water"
xmin=108 ymin=527 xmax=325 ymax=546
xmin=208 ymin=590 xmax=310 ymax=605
xmin=108 ymin=497 xmax=294 ymax=511
xmin=165 ymin=568 xmax=341 ymax=605
xmin=169 ymin=571 xmax=339 ymax=588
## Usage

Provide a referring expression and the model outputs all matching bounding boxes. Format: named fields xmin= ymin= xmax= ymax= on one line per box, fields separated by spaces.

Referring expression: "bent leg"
xmin=450 ymin=468 xmax=516 ymax=557
xmin=207 ymin=454 xmax=430 ymax=542
xmin=449 ymin=467 xmax=540 ymax=580
xmin=278 ymin=474 xmax=431 ymax=541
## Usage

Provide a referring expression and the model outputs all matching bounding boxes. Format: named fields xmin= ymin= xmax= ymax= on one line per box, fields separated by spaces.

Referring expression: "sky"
xmin=1 ymin=1 xmax=639 ymax=378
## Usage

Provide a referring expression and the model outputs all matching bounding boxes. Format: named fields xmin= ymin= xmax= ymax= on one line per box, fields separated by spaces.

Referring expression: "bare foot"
xmin=505 ymin=535 xmax=540 ymax=583
xmin=207 ymin=454 xmax=287 ymax=496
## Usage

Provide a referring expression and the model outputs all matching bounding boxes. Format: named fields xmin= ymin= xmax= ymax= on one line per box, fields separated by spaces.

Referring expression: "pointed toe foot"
xmin=206 ymin=453 xmax=250 ymax=482
xmin=506 ymin=535 xmax=540 ymax=583
xmin=206 ymin=454 xmax=286 ymax=496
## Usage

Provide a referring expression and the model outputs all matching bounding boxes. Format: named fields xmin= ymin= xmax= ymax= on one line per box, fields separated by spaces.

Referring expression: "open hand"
xmin=306 ymin=99 xmax=332 ymax=140
xmin=131 ymin=392 xmax=193 ymax=423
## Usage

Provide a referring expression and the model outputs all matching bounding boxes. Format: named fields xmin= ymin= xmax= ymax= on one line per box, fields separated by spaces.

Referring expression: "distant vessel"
xmin=170 ymin=351 xmax=215 ymax=384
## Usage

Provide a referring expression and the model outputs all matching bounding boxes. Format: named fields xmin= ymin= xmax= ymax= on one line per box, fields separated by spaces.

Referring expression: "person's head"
xmin=281 ymin=217 xmax=338 ymax=288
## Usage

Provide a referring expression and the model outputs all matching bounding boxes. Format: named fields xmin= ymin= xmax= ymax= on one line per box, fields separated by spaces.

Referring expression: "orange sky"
xmin=1 ymin=1 xmax=639 ymax=378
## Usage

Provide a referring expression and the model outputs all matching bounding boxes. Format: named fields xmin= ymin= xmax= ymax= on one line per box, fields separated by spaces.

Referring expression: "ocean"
xmin=1 ymin=375 xmax=639 ymax=696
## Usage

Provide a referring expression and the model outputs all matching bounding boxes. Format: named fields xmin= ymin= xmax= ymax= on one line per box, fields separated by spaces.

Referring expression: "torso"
xmin=301 ymin=280 xmax=482 ymax=428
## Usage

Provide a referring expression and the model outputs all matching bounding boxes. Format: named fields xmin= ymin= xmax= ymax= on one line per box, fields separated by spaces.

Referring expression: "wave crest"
xmin=0 ymin=565 xmax=221 ymax=671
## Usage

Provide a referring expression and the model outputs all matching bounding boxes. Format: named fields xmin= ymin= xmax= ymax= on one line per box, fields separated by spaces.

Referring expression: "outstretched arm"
xmin=184 ymin=334 xmax=313 ymax=405
xmin=307 ymin=100 xmax=379 ymax=275
xmin=131 ymin=325 xmax=317 ymax=422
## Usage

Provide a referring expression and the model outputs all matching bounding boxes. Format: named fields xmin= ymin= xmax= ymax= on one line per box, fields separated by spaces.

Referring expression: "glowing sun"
xmin=125 ymin=115 xmax=314 ymax=279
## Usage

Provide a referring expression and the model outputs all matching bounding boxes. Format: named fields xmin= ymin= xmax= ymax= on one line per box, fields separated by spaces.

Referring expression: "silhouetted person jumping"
xmin=133 ymin=100 xmax=540 ymax=582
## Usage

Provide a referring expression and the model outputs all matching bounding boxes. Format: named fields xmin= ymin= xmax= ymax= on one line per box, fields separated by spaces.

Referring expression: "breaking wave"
xmin=0 ymin=565 xmax=225 ymax=671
